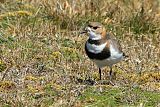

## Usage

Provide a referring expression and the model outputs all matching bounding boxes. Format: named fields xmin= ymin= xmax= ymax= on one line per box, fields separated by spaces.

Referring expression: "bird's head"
xmin=82 ymin=22 xmax=106 ymax=40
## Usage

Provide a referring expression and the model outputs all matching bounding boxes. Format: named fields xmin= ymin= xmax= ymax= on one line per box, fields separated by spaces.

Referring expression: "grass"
xmin=0 ymin=0 xmax=160 ymax=106
xmin=78 ymin=86 xmax=160 ymax=107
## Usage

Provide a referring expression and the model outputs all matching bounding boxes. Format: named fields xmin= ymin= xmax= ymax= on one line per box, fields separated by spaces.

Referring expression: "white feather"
xmin=89 ymin=32 xmax=102 ymax=40
xmin=110 ymin=44 xmax=123 ymax=59
xmin=93 ymin=44 xmax=123 ymax=68
xmin=86 ymin=42 xmax=107 ymax=54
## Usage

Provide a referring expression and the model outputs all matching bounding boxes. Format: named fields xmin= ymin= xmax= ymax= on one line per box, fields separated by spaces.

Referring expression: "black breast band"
xmin=85 ymin=43 xmax=110 ymax=60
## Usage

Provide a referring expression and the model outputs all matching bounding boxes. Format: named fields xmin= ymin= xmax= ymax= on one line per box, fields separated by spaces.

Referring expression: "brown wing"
xmin=106 ymin=32 xmax=123 ymax=53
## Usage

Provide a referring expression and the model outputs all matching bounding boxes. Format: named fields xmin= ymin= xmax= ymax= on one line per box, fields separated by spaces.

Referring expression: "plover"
xmin=82 ymin=22 xmax=125 ymax=82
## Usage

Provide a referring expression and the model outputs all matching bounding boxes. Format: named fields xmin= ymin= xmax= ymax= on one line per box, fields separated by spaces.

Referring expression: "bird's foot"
xmin=109 ymin=80 xmax=115 ymax=86
xmin=84 ymin=78 xmax=95 ymax=85
xmin=95 ymin=80 xmax=110 ymax=85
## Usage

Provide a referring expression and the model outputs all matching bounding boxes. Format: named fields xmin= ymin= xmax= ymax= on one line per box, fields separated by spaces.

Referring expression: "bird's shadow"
xmin=76 ymin=77 xmax=114 ymax=86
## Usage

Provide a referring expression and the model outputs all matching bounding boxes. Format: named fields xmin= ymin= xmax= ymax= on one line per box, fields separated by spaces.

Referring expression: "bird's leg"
xmin=109 ymin=66 xmax=114 ymax=85
xmin=99 ymin=68 xmax=101 ymax=80
xmin=109 ymin=66 xmax=112 ymax=81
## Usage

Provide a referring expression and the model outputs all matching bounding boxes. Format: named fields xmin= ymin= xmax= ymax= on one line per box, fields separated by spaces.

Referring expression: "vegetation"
xmin=0 ymin=0 xmax=160 ymax=106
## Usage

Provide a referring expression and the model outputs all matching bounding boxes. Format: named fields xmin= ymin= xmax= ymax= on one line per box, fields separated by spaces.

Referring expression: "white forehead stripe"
xmin=86 ymin=42 xmax=107 ymax=54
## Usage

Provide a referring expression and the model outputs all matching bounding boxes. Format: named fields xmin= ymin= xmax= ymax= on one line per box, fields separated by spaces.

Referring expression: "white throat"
xmin=89 ymin=32 xmax=102 ymax=40
xmin=86 ymin=42 xmax=107 ymax=54
xmin=85 ymin=27 xmax=102 ymax=40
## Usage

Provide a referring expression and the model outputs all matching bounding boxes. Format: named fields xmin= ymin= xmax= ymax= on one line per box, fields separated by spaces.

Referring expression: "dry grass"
xmin=0 ymin=0 xmax=160 ymax=106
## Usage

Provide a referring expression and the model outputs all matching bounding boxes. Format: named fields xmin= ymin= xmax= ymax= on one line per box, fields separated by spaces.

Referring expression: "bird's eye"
xmin=93 ymin=27 xmax=98 ymax=30
xmin=88 ymin=25 xmax=92 ymax=28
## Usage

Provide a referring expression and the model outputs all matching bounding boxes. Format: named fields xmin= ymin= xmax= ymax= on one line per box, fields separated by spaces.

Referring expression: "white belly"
xmin=93 ymin=53 xmax=123 ymax=68
xmin=93 ymin=44 xmax=124 ymax=68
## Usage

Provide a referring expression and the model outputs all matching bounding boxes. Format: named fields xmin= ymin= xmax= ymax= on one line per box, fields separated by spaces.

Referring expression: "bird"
xmin=82 ymin=22 xmax=125 ymax=83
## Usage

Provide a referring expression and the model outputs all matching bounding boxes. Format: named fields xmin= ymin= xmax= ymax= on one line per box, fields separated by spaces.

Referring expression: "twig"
xmin=1 ymin=66 xmax=10 ymax=81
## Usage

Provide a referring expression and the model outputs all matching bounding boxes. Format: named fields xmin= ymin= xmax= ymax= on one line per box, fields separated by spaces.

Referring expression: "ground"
xmin=0 ymin=0 xmax=160 ymax=107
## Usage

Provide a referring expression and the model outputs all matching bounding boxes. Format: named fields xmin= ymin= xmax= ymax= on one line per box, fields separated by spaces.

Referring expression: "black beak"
xmin=80 ymin=31 xmax=87 ymax=34
xmin=80 ymin=27 xmax=88 ymax=34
